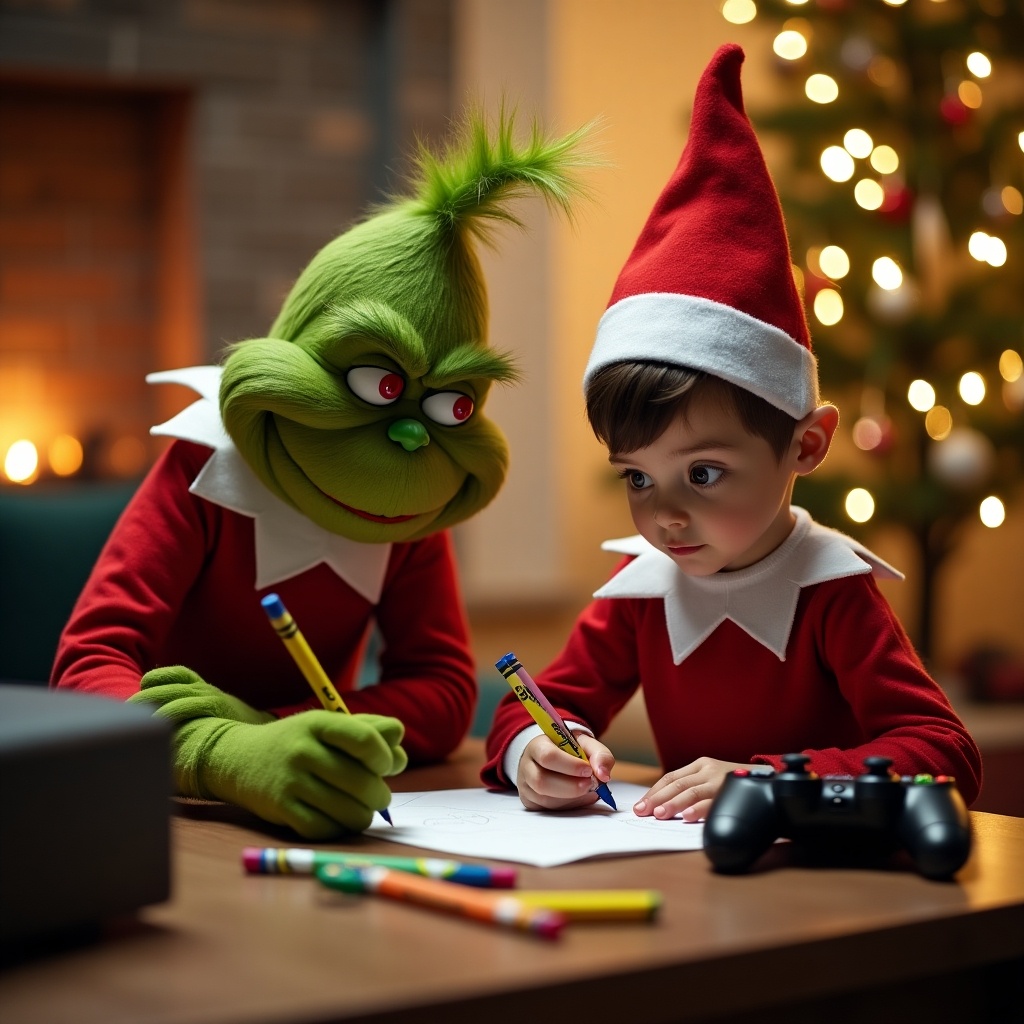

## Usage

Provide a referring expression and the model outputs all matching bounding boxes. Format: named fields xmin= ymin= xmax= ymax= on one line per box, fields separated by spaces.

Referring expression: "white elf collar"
xmin=595 ymin=507 xmax=903 ymax=664
xmin=148 ymin=366 xmax=390 ymax=602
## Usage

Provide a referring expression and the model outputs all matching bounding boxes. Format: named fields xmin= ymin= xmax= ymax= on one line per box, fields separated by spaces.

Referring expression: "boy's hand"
xmin=176 ymin=711 xmax=408 ymax=839
xmin=633 ymin=757 xmax=759 ymax=822
xmin=516 ymin=733 xmax=616 ymax=812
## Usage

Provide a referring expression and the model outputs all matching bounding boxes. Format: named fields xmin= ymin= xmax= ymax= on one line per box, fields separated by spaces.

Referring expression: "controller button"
xmin=831 ymin=796 xmax=843 ymax=805
xmin=733 ymin=769 xmax=750 ymax=777
xmin=914 ymin=774 xmax=934 ymax=785
xmin=935 ymin=775 xmax=952 ymax=784
xmin=831 ymin=784 xmax=844 ymax=793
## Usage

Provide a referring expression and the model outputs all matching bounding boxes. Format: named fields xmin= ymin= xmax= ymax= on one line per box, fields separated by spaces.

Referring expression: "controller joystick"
xmin=780 ymin=753 xmax=813 ymax=775
xmin=703 ymin=754 xmax=972 ymax=880
xmin=861 ymin=755 xmax=894 ymax=778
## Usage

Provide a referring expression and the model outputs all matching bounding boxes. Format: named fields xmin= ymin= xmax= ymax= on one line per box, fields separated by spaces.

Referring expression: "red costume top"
xmin=482 ymin=509 xmax=983 ymax=805
xmin=51 ymin=435 xmax=476 ymax=766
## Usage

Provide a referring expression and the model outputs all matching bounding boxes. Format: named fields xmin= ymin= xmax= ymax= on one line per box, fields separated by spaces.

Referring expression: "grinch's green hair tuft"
xmin=404 ymin=103 xmax=600 ymax=243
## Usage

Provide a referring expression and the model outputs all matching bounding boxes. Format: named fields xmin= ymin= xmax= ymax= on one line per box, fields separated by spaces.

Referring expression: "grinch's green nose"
xmin=387 ymin=418 xmax=430 ymax=452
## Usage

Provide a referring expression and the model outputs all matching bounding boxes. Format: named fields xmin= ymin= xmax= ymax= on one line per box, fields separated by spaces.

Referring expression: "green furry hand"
xmin=128 ymin=666 xmax=275 ymax=725
xmin=176 ymin=711 xmax=407 ymax=839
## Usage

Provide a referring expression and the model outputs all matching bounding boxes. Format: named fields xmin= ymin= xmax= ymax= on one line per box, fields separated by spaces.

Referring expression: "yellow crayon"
xmin=511 ymin=890 xmax=662 ymax=921
xmin=261 ymin=593 xmax=350 ymax=713
xmin=495 ymin=651 xmax=617 ymax=810
xmin=260 ymin=592 xmax=392 ymax=825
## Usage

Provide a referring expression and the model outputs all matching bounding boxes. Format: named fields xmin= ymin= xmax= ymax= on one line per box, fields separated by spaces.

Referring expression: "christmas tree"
xmin=722 ymin=0 xmax=1024 ymax=663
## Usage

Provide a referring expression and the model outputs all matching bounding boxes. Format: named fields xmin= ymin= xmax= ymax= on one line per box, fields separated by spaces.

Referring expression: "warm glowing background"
xmin=1 ymin=0 xmax=1021 ymax=696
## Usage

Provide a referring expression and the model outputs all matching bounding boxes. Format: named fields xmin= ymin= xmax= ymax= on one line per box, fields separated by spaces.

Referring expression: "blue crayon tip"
xmin=596 ymin=782 xmax=617 ymax=811
xmin=495 ymin=652 xmax=518 ymax=674
xmin=261 ymin=593 xmax=285 ymax=618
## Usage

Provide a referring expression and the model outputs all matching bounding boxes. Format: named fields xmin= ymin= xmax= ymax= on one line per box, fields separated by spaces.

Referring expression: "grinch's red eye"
xmin=422 ymin=391 xmax=474 ymax=426
xmin=347 ymin=366 xmax=405 ymax=406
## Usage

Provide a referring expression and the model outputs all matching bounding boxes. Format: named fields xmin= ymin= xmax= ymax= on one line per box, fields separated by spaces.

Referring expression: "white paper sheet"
xmin=365 ymin=784 xmax=705 ymax=867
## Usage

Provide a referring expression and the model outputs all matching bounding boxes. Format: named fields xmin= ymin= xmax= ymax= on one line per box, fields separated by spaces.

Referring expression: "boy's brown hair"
xmin=585 ymin=361 xmax=797 ymax=461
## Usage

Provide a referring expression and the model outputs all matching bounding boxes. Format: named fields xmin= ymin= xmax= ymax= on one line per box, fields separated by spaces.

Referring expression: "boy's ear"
xmin=792 ymin=404 xmax=839 ymax=476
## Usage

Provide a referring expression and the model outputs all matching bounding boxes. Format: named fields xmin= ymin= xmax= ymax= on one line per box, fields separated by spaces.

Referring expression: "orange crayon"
xmin=316 ymin=863 xmax=566 ymax=940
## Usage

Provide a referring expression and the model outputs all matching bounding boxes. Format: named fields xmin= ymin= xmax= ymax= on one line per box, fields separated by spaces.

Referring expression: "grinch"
xmin=52 ymin=110 xmax=593 ymax=838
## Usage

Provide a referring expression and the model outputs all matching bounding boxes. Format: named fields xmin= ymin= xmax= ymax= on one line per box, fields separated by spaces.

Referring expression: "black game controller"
xmin=703 ymin=754 xmax=972 ymax=879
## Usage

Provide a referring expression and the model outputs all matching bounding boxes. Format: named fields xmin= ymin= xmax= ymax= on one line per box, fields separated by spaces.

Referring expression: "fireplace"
xmin=0 ymin=78 xmax=199 ymax=484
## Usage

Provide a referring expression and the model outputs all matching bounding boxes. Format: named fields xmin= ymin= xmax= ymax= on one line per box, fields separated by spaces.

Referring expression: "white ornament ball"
xmin=866 ymin=280 xmax=920 ymax=324
xmin=927 ymin=427 xmax=995 ymax=489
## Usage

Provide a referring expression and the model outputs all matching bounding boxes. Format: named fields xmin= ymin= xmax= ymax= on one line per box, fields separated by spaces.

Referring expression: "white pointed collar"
xmin=148 ymin=366 xmax=391 ymax=602
xmin=595 ymin=507 xmax=903 ymax=664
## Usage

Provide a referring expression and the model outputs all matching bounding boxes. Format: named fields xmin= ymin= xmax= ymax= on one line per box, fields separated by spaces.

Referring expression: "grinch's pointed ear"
xmin=407 ymin=104 xmax=601 ymax=244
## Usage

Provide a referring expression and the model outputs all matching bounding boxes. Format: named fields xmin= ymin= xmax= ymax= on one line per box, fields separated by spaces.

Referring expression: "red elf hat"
xmin=584 ymin=43 xmax=818 ymax=419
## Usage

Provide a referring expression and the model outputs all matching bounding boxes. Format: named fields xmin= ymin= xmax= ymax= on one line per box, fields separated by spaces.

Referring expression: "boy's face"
xmin=609 ymin=389 xmax=799 ymax=575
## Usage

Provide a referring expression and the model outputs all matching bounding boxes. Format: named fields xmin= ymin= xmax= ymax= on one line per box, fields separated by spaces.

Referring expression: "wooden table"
xmin=2 ymin=741 xmax=1022 ymax=1024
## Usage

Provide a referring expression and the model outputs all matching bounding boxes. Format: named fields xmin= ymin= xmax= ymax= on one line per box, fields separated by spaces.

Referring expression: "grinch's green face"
xmin=215 ymin=96 xmax=591 ymax=546
xmin=220 ymin=299 xmax=511 ymax=544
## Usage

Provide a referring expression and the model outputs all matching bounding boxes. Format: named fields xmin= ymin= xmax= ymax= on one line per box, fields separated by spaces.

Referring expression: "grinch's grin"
xmin=322 ymin=491 xmax=419 ymax=524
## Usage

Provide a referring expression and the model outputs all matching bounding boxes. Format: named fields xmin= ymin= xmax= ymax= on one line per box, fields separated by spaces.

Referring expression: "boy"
xmin=481 ymin=44 xmax=982 ymax=819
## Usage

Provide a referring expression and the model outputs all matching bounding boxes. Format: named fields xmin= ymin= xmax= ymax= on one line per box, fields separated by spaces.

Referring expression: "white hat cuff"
xmin=583 ymin=293 xmax=819 ymax=420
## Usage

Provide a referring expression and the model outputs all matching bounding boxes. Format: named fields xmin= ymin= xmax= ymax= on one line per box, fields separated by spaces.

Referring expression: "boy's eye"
xmin=347 ymin=366 xmax=405 ymax=405
xmin=690 ymin=465 xmax=724 ymax=486
xmin=422 ymin=391 xmax=474 ymax=426
xmin=626 ymin=470 xmax=652 ymax=490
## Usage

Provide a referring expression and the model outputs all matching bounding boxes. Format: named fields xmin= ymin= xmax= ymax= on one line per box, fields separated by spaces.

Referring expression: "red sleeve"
xmin=342 ymin=531 xmax=477 ymax=767
xmin=752 ymin=574 xmax=983 ymax=805
xmin=480 ymin=557 xmax=641 ymax=789
xmin=51 ymin=441 xmax=216 ymax=700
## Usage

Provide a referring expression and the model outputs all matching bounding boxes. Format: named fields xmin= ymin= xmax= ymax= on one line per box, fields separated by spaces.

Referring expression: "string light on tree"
xmin=1001 ymin=350 xmax=1024 ymax=411
xmin=821 ymin=145 xmax=854 ymax=181
xmin=958 ymin=372 xmax=986 ymax=406
xmin=966 ymin=51 xmax=991 ymax=79
xmin=957 ymin=79 xmax=983 ymax=111
xmin=813 ymin=287 xmax=843 ymax=325
xmin=869 ymin=145 xmax=899 ymax=174
xmin=818 ymin=244 xmax=849 ymax=278
xmin=721 ymin=0 xmax=756 ymax=26
xmin=774 ymin=29 xmax=808 ymax=61
xmin=843 ymin=128 xmax=873 ymax=158
xmin=806 ymin=73 xmax=838 ymax=103
xmin=868 ymin=256 xmax=918 ymax=322
xmin=925 ymin=406 xmax=953 ymax=441
xmin=845 ymin=487 xmax=875 ymax=523
xmin=854 ymin=179 xmax=884 ymax=210
xmin=968 ymin=231 xmax=1007 ymax=266
xmin=1000 ymin=350 xmax=1022 ymax=382
xmin=872 ymin=256 xmax=902 ymax=289
xmin=908 ymin=379 xmax=936 ymax=413
xmin=983 ymin=186 xmax=1023 ymax=218
xmin=979 ymin=496 xmax=1005 ymax=529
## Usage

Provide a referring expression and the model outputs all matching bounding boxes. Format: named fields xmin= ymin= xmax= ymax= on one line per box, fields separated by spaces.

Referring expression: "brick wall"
xmin=0 ymin=0 xmax=454 ymax=479
xmin=0 ymin=82 xmax=166 ymax=475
